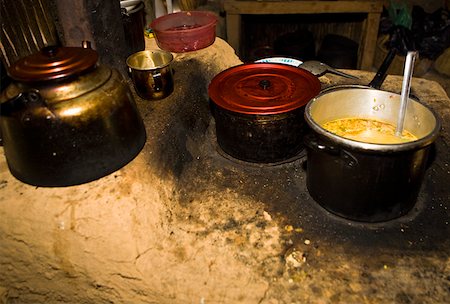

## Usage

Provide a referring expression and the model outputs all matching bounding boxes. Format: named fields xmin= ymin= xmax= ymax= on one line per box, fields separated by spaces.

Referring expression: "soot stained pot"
xmin=0 ymin=45 xmax=146 ymax=187
xmin=304 ymin=87 xmax=441 ymax=222
xmin=208 ymin=63 xmax=320 ymax=163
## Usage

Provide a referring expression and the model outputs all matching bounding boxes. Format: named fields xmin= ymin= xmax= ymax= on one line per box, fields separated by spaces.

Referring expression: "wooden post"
xmin=53 ymin=0 xmax=130 ymax=76
xmin=359 ymin=12 xmax=382 ymax=70
xmin=226 ymin=14 xmax=241 ymax=56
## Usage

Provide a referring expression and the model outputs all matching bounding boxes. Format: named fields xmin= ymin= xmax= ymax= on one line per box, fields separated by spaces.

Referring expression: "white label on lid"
xmin=255 ymin=57 xmax=303 ymax=67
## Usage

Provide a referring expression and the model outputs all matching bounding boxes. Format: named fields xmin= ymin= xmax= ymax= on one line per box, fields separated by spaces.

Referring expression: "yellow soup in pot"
xmin=322 ymin=118 xmax=418 ymax=144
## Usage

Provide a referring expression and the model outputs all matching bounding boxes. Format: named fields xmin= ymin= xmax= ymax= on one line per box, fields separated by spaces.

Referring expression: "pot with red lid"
xmin=0 ymin=44 xmax=146 ymax=187
xmin=208 ymin=63 xmax=321 ymax=163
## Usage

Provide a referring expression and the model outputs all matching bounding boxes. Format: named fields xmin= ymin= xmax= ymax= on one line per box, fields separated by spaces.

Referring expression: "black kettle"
xmin=0 ymin=45 xmax=146 ymax=187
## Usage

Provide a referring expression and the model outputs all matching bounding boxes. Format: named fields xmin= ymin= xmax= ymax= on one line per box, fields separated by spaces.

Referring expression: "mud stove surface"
xmin=0 ymin=39 xmax=449 ymax=303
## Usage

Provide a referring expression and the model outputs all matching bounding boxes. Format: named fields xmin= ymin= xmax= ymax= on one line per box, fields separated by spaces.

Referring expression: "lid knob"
xmin=81 ymin=40 xmax=92 ymax=49
xmin=259 ymin=79 xmax=271 ymax=90
xmin=41 ymin=46 xmax=59 ymax=58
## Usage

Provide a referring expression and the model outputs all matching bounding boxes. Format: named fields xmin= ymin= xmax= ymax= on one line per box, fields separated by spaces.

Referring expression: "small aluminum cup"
xmin=126 ymin=50 xmax=174 ymax=100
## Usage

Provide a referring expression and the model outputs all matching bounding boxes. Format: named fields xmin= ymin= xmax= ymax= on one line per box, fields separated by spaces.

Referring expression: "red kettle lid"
xmin=8 ymin=46 xmax=98 ymax=82
xmin=208 ymin=63 xmax=321 ymax=115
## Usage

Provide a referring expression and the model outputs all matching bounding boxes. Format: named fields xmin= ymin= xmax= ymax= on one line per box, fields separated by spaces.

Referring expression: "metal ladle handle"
xmin=326 ymin=67 xmax=360 ymax=80
xmin=395 ymin=51 xmax=418 ymax=137
xmin=299 ymin=61 xmax=359 ymax=80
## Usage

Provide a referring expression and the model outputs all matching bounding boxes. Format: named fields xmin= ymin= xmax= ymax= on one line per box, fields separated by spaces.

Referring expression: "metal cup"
xmin=126 ymin=50 xmax=174 ymax=100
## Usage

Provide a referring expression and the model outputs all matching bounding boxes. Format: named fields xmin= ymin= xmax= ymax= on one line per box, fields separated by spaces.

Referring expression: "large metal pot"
xmin=304 ymin=86 xmax=441 ymax=222
xmin=208 ymin=63 xmax=320 ymax=163
xmin=0 ymin=45 xmax=146 ymax=187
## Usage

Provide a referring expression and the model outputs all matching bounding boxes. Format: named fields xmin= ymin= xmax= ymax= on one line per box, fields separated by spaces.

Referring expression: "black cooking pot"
xmin=208 ymin=63 xmax=320 ymax=163
xmin=304 ymin=86 xmax=441 ymax=222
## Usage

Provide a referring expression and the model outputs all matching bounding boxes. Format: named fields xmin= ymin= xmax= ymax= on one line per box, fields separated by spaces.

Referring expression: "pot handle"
xmin=304 ymin=133 xmax=359 ymax=168
xmin=151 ymin=71 xmax=164 ymax=92
xmin=368 ymin=48 xmax=397 ymax=89
xmin=304 ymin=133 xmax=339 ymax=155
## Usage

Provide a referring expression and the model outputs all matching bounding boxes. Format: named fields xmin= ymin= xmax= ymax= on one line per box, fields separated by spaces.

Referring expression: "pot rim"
xmin=211 ymin=101 xmax=305 ymax=120
xmin=150 ymin=11 xmax=218 ymax=34
xmin=126 ymin=49 xmax=173 ymax=71
xmin=304 ymin=86 xmax=442 ymax=152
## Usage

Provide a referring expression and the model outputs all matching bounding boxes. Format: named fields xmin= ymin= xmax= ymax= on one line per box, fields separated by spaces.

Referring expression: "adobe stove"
xmin=0 ymin=2 xmax=449 ymax=303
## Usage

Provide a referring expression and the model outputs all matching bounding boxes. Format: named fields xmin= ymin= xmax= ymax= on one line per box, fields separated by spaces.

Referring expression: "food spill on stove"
xmin=285 ymin=225 xmax=294 ymax=232
xmin=263 ymin=211 xmax=272 ymax=221
xmin=284 ymin=225 xmax=304 ymax=233
xmin=284 ymin=247 xmax=307 ymax=269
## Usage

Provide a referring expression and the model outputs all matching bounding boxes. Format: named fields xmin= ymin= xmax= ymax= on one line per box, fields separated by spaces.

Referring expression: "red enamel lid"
xmin=208 ymin=63 xmax=321 ymax=115
xmin=8 ymin=46 xmax=98 ymax=82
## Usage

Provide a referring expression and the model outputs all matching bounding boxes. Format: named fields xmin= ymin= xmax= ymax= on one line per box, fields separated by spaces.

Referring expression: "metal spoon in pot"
xmin=395 ymin=51 xmax=418 ymax=137
xmin=255 ymin=58 xmax=359 ymax=80
xmin=299 ymin=60 xmax=360 ymax=80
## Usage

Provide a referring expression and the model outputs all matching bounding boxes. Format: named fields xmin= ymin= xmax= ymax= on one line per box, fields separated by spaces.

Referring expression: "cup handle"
xmin=151 ymin=72 xmax=163 ymax=92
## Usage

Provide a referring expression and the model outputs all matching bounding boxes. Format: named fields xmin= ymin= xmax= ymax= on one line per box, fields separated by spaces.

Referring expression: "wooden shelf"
xmin=224 ymin=0 xmax=384 ymax=70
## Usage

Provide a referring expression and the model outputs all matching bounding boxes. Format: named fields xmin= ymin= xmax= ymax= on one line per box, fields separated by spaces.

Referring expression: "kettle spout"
xmin=0 ymin=90 xmax=44 ymax=146
xmin=0 ymin=90 xmax=43 ymax=116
